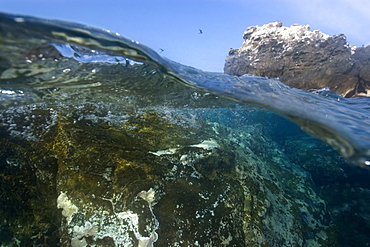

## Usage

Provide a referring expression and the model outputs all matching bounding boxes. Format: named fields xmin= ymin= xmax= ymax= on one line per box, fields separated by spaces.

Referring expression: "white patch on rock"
xmin=57 ymin=192 xmax=78 ymax=224
xmin=149 ymin=148 xmax=179 ymax=156
xmin=239 ymin=21 xmax=353 ymax=55
xmin=190 ymin=139 xmax=219 ymax=150
xmin=138 ymin=188 xmax=156 ymax=205
xmin=118 ymin=207 xmax=158 ymax=247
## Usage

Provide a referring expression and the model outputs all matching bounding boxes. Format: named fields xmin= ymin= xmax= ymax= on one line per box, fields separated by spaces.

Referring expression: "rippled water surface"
xmin=1 ymin=12 xmax=370 ymax=246
xmin=1 ymin=13 xmax=369 ymax=166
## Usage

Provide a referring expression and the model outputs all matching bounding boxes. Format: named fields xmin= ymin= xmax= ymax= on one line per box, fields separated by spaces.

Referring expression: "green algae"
xmin=1 ymin=12 xmax=370 ymax=246
xmin=0 ymin=59 xmax=369 ymax=246
xmin=2 ymin=100 xmax=368 ymax=246
xmin=0 ymin=139 xmax=61 ymax=246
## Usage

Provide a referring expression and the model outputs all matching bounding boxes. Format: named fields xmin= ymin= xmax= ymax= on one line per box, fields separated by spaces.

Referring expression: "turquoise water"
xmin=1 ymin=12 xmax=370 ymax=246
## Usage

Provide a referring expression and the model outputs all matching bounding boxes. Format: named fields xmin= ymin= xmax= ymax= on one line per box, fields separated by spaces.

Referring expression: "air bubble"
xmin=14 ymin=17 xmax=25 ymax=23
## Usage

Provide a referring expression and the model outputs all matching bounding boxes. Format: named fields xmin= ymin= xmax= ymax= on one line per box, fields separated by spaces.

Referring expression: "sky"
xmin=1 ymin=0 xmax=370 ymax=72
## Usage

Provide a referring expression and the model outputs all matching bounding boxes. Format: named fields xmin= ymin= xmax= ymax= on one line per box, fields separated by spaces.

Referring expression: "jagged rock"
xmin=1 ymin=30 xmax=369 ymax=245
xmin=224 ymin=21 xmax=370 ymax=97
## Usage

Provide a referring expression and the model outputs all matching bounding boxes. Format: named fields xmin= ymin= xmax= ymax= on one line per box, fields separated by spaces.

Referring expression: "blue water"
xmin=1 ymin=12 xmax=369 ymax=166
xmin=1 ymin=12 xmax=370 ymax=246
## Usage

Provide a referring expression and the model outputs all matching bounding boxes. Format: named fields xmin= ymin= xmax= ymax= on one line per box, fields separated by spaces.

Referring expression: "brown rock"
xmin=224 ymin=21 xmax=370 ymax=97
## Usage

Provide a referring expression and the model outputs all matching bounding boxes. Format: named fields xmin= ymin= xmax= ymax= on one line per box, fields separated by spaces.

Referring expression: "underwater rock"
xmin=1 ymin=13 xmax=370 ymax=247
xmin=0 ymin=98 xmax=343 ymax=246
xmin=0 ymin=58 xmax=369 ymax=246
xmin=224 ymin=21 xmax=370 ymax=97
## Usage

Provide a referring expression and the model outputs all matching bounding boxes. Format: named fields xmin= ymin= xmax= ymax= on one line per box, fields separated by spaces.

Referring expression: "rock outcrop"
xmin=224 ymin=21 xmax=370 ymax=97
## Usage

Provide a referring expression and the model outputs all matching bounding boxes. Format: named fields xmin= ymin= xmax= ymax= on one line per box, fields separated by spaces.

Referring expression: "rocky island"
xmin=224 ymin=21 xmax=370 ymax=98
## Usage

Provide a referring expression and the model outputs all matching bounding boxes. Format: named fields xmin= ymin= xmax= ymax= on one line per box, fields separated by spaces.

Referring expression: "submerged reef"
xmin=1 ymin=88 xmax=370 ymax=246
xmin=0 ymin=12 xmax=369 ymax=245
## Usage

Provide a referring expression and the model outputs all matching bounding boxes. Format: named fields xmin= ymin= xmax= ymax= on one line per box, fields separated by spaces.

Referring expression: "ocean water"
xmin=0 ymin=12 xmax=370 ymax=246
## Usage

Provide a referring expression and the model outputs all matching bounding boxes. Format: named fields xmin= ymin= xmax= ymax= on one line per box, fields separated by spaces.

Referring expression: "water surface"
xmin=1 ymin=12 xmax=370 ymax=247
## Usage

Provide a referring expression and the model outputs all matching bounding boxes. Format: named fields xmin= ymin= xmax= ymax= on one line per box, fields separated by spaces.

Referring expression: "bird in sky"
xmin=199 ymin=29 xmax=203 ymax=34
xmin=159 ymin=48 xmax=164 ymax=53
